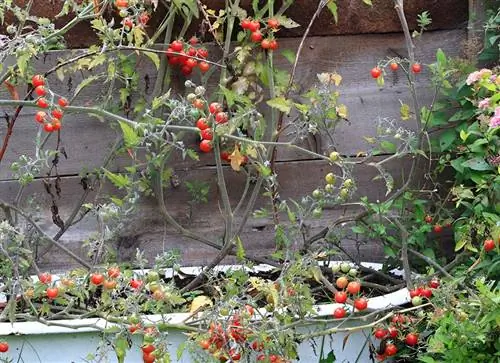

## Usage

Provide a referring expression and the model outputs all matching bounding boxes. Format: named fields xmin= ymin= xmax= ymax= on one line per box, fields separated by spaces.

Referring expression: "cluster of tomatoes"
xmin=193 ymin=101 xmax=229 ymax=153
xmin=409 ymin=278 xmax=439 ymax=306
xmin=115 ymin=0 xmax=150 ymax=27
xmin=197 ymin=306 xmax=287 ymax=362
xmin=331 ymin=263 xmax=368 ymax=319
xmin=372 ymin=313 xmax=420 ymax=361
xmin=165 ymin=38 xmax=211 ymax=76
xmin=31 ymin=75 xmax=68 ymax=132
xmin=241 ymin=17 xmax=280 ymax=50
xmin=423 ymin=214 xmax=450 ymax=233
xmin=370 ymin=61 xmax=422 ymax=79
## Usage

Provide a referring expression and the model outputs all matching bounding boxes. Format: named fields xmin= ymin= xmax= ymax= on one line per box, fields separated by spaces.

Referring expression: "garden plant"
xmin=0 ymin=0 xmax=498 ymax=362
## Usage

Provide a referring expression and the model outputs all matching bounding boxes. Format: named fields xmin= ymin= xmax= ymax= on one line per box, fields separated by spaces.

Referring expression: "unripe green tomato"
xmin=219 ymin=307 xmax=229 ymax=316
xmin=186 ymin=93 xmax=197 ymax=102
xmin=343 ymin=179 xmax=354 ymax=188
xmin=329 ymin=151 xmax=340 ymax=162
xmin=412 ymin=296 xmax=423 ymax=306
xmin=128 ymin=314 xmax=141 ymax=324
xmin=312 ymin=207 xmax=323 ymax=218
xmin=348 ymin=268 xmax=358 ymax=277
xmin=190 ymin=108 xmax=200 ymax=119
xmin=331 ymin=264 xmax=341 ymax=273
xmin=146 ymin=271 xmax=160 ymax=283
xmin=119 ymin=9 xmax=128 ymax=17
xmin=143 ymin=333 xmax=155 ymax=344
xmin=340 ymin=263 xmax=351 ymax=273
xmin=312 ymin=189 xmax=322 ymax=199
xmin=325 ymin=184 xmax=335 ymax=193
xmin=6 ymin=25 xmax=16 ymax=34
xmin=325 ymin=173 xmax=336 ymax=185
xmin=339 ymin=188 xmax=349 ymax=199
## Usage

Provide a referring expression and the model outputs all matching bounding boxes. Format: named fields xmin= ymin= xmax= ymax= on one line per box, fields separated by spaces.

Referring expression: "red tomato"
xmin=142 ymin=344 xmax=155 ymax=354
xmin=405 ymin=333 xmax=418 ymax=346
xmin=189 ymin=36 xmax=198 ymax=45
xmin=411 ymin=63 xmax=422 ymax=73
xmin=428 ymin=278 xmax=440 ymax=289
xmin=37 ymin=97 xmax=49 ymax=108
xmin=388 ymin=326 xmax=398 ymax=338
xmin=267 ymin=18 xmax=280 ymax=29
xmin=38 ymin=272 xmax=52 ymax=284
xmin=115 ymin=0 xmax=128 ymax=8
xmin=35 ymin=111 xmax=46 ymax=123
xmin=130 ymin=279 xmax=143 ymax=289
xmin=31 ymin=75 xmax=45 ymax=87
xmin=248 ymin=20 xmax=260 ymax=32
xmin=433 ymin=224 xmax=442 ymax=233
xmin=51 ymin=108 xmax=63 ymax=119
xmin=261 ymin=39 xmax=271 ymax=49
xmin=46 ymin=287 xmax=59 ymax=299
xmin=333 ymin=307 xmax=346 ymax=318
xmin=389 ymin=62 xmax=399 ymax=71
xmin=181 ymin=65 xmax=192 ymax=76
xmin=142 ymin=352 xmax=155 ymax=363
xmin=420 ymin=288 xmax=432 ymax=299
xmin=90 ymin=273 xmax=104 ymax=286
xmin=200 ymin=128 xmax=213 ymax=141
xmin=241 ymin=19 xmax=252 ymax=30
xmin=57 ymin=97 xmax=69 ymax=108
xmin=170 ymin=40 xmax=183 ymax=52
xmin=215 ymin=112 xmax=228 ymax=124
xmin=384 ymin=343 xmax=398 ymax=356
xmin=229 ymin=348 xmax=241 ymax=361
xmin=373 ymin=328 xmax=387 ymax=339
xmin=192 ymin=99 xmax=204 ymax=109
xmin=187 ymin=47 xmax=197 ymax=57
xmin=334 ymin=291 xmax=348 ymax=303
xmin=185 ymin=58 xmax=197 ymax=69
xmin=209 ymin=102 xmax=222 ymax=114
xmin=196 ymin=118 xmax=210 ymax=130
xmin=354 ymin=297 xmax=368 ymax=311
xmin=123 ymin=17 xmax=134 ymax=29
xmin=197 ymin=48 xmax=209 ymax=59
xmin=484 ymin=239 xmax=495 ymax=252
xmin=51 ymin=119 xmax=61 ymax=131
xmin=43 ymin=122 xmax=54 ymax=132
xmin=107 ymin=267 xmax=120 ymax=278
xmin=370 ymin=67 xmax=382 ymax=79
xmin=34 ymin=85 xmax=47 ymax=96
xmin=347 ymin=281 xmax=361 ymax=295
xmin=245 ymin=304 xmax=254 ymax=316
xmin=199 ymin=140 xmax=213 ymax=153
xmin=198 ymin=62 xmax=210 ymax=73
xmin=0 ymin=342 xmax=8 ymax=353
xmin=103 ymin=279 xmax=117 ymax=290
xmin=269 ymin=39 xmax=279 ymax=50
xmin=424 ymin=215 xmax=433 ymax=223
xmin=251 ymin=31 xmax=263 ymax=42
xmin=138 ymin=12 xmax=150 ymax=25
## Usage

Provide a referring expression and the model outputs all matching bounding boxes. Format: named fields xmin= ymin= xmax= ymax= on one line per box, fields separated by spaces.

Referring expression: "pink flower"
xmin=489 ymin=107 xmax=500 ymax=128
xmin=466 ymin=71 xmax=480 ymax=85
xmin=478 ymin=98 xmax=490 ymax=109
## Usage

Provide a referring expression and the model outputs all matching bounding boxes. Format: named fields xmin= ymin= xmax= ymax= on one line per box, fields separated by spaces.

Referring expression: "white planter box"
xmin=0 ymin=263 xmax=409 ymax=362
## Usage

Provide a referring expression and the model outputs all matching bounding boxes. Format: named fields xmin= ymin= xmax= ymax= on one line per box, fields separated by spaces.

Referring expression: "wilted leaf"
xmin=400 ymin=103 xmax=411 ymax=120
xmin=267 ymin=97 xmax=292 ymax=114
xmin=189 ymin=295 xmax=213 ymax=313
xmin=317 ymin=72 xmax=342 ymax=86
xmin=336 ymin=104 xmax=348 ymax=118
xmin=229 ymin=145 xmax=245 ymax=171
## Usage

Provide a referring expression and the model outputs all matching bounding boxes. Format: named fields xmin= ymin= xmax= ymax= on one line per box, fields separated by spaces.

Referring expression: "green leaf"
xmin=74 ymin=75 xmax=100 ymax=98
xmin=455 ymin=238 xmax=468 ymax=252
xmin=461 ymin=157 xmax=492 ymax=171
xmin=114 ymin=336 xmax=129 ymax=363
xmin=235 ymin=236 xmax=246 ymax=262
xmin=384 ymin=245 xmax=397 ymax=258
xmin=103 ymin=169 xmax=130 ymax=189
xmin=326 ymin=1 xmax=338 ymax=23
xmin=144 ymin=51 xmax=160 ymax=70
xmin=275 ymin=15 xmax=300 ymax=29
xmin=281 ymin=49 xmax=296 ymax=64
xmin=436 ymin=48 xmax=447 ymax=68
xmin=320 ymin=350 xmax=336 ymax=363
xmin=438 ymin=129 xmax=456 ymax=151
xmin=176 ymin=341 xmax=186 ymax=361
xmin=449 ymin=108 xmax=475 ymax=122
xmin=267 ymin=97 xmax=292 ymax=114
xmin=118 ymin=121 xmax=140 ymax=147
xmin=422 ymin=248 xmax=436 ymax=260
xmin=459 ymin=129 xmax=469 ymax=142
xmin=380 ymin=140 xmax=397 ymax=153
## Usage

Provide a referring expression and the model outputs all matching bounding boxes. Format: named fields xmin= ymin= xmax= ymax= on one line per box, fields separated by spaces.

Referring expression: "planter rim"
xmin=0 ymin=262 xmax=409 ymax=336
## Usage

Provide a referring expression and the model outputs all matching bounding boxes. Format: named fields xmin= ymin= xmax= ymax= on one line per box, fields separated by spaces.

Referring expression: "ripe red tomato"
xmin=405 ymin=333 xmax=418 ymax=346
xmin=424 ymin=215 xmax=433 ymax=223
xmin=220 ymin=151 xmax=231 ymax=161
xmin=251 ymin=341 xmax=264 ymax=351
xmin=138 ymin=12 xmax=150 ymax=25
xmin=267 ymin=18 xmax=280 ymax=29
xmin=196 ymin=118 xmax=210 ymax=130
xmin=248 ymin=20 xmax=260 ymax=32
xmin=484 ymin=239 xmax=495 ymax=252
xmin=215 ymin=112 xmax=228 ymax=124
xmin=37 ymin=97 xmax=49 ymax=108
xmin=51 ymin=108 xmax=63 ymax=119
xmin=90 ymin=273 xmax=104 ymax=285
xmin=199 ymin=140 xmax=213 ymax=153
xmin=197 ymin=48 xmax=209 ymax=59
xmin=115 ymin=0 xmax=128 ymax=8
xmin=35 ymin=111 xmax=46 ymax=123
xmin=241 ymin=18 xmax=251 ymax=30
xmin=46 ymin=287 xmax=59 ymax=299
xmin=200 ymin=128 xmax=213 ymax=140
xmin=428 ymin=278 xmax=440 ymax=289
xmin=57 ymin=97 xmax=69 ymax=108
xmin=170 ymin=40 xmax=183 ymax=52
xmin=0 ymin=342 xmax=8 ymax=353
xmin=269 ymin=355 xmax=279 ymax=363
xmin=130 ymin=279 xmax=143 ymax=289
xmin=142 ymin=344 xmax=155 ymax=354
xmin=261 ymin=39 xmax=271 ymax=49
xmin=187 ymin=47 xmax=197 ymax=57
xmin=51 ymin=119 xmax=61 ymax=131
xmin=181 ymin=65 xmax=192 ymax=76
xmin=411 ymin=63 xmax=422 ymax=73
xmin=209 ymin=102 xmax=222 ymax=114
xmin=189 ymin=36 xmax=198 ymax=45
xmin=256 ymin=354 xmax=266 ymax=361
xmin=245 ymin=304 xmax=255 ymax=316
xmin=384 ymin=343 xmax=398 ymax=356
xmin=373 ymin=328 xmax=387 ymax=339
xmin=388 ymin=326 xmax=398 ymax=338
xmin=198 ymin=61 xmax=210 ymax=73
xmin=420 ymin=288 xmax=432 ymax=299
xmin=192 ymin=99 xmax=204 ymax=109
xmin=38 ymin=272 xmax=52 ymax=284
xmin=269 ymin=39 xmax=279 ymax=50
xmin=107 ymin=267 xmax=120 ymax=278
xmin=370 ymin=67 xmax=382 ymax=79
xmin=354 ymin=297 xmax=368 ymax=311
xmin=334 ymin=291 xmax=348 ymax=303
xmin=34 ymin=85 xmax=47 ymax=96
xmin=333 ymin=307 xmax=346 ymax=318
xmin=409 ymin=289 xmax=419 ymax=298
xmin=142 ymin=352 xmax=155 ymax=363
xmin=43 ymin=122 xmax=54 ymax=132
xmin=347 ymin=281 xmax=361 ymax=295
xmin=336 ymin=276 xmax=349 ymax=289
xmin=389 ymin=62 xmax=399 ymax=71
xmin=185 ymin=58 xmax=197 ymax=69
xmin=32 ymin=75 xmax=45 ymax=87
xmin=123 ymin=17 xmax=134 ymax=29
xmin=128 ymin=323 xmax=141 ymax=333
xmin=229 ymin=348 xmax=241 ymax=361
xmin=433 ymin=224 xmax=442 ymax=233
xmin=251 ymin=31 xmax=263 ymax=42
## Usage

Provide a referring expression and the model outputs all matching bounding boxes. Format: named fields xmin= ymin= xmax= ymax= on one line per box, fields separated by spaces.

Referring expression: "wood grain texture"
xmin=3 ymin=1 xmax=468 ymax=48
xmin=0 ymin=30 xmax=465 ymax=180
xmin=0 ymin=155 xmax=423 ymax=271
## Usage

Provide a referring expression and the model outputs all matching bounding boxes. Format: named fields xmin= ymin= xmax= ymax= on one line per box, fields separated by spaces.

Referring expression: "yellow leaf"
xmin=189 ymin=295 xmax=213 ymax=313
xmin=229 ymin=145 xmax=245 ymax=171
xmin=400 ymin=103 xmax=411 ymax=120
xmin=337 ymin=104 xmax=348 ymax=118
xmin=317 ymin=72 xmax=342 ymax=86
xmin=245 ymin=146 xmax=258 ymax=158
